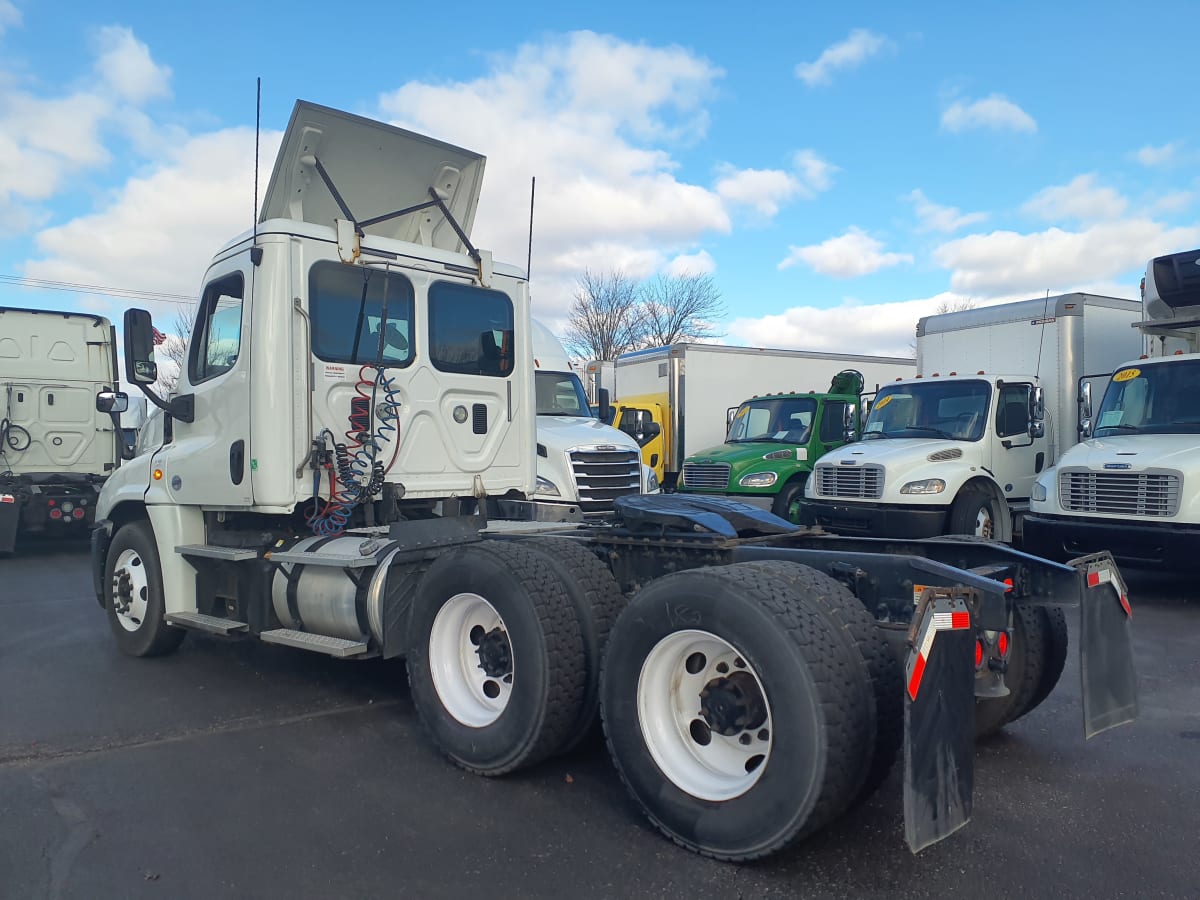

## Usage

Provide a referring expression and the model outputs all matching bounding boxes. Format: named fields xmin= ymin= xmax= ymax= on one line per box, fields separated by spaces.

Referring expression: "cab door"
xmin=616 ymin=402 xmax=666 ymax=483
xmin=152 ymin=256 xmax=253 ymax=507
xmin=988 ymin=381 xmax=1045 ymax=503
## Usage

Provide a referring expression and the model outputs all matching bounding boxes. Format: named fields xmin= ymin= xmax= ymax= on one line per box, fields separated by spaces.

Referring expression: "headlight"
xmin=535 ymin=475 xmax=560 ymax=497
xmin=900 ymin=478 xmax=946 ymax=495
xmin=1031 ymin=480 xmax=1047 ymax=502
xmin=739 ymin=471 xmax=778 ymax=488
xmin=646 ymin=469 xmax=660 ymax=493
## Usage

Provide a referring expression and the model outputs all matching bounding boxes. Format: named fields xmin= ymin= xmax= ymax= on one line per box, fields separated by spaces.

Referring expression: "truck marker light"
xmin=949 ymin=371 xmax=957 ymax=375
xmin=1003 ymin=577 xmax=1013 ymax=591
xmin=975 ymin=640 xmax=984 ymax=669
xmin=49 ymin=508 xmax=62 ymax=520
xmin=153 ymin=469 xmax=164 ymax=480
xmin=977 ymin=370 xmax=985 ymax=375
xmin=47 ymin=498 xmax=56 ymax=507
xmin=72 ymin=508 xmax=85 ymax=519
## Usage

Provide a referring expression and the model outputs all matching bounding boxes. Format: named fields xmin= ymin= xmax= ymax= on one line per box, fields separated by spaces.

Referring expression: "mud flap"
xmin=903 ymin=591 xmax=976 ymax=853
xmin=0 ymin=493 xmax=20 ymax=553
xmin=1075 ymin=554 xmax=1138 ymax=738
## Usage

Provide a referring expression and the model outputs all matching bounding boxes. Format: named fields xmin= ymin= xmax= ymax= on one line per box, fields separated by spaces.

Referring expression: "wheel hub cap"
xmin=699 ymin=671 xmax=767 ymax=736
xmin=472 ymin=626 xmax=513 ymax=679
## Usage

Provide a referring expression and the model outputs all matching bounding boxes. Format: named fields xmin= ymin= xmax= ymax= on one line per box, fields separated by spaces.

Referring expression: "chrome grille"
xmin=1058 ymin=469 xmax=1182 ymax=517
xmin=815 ymin=463 xmax=884 ymax=499
xmin=681 ymin=463 xmax=731 ymax=490
xmin=570 ymin=448 xmax=642 ymax=515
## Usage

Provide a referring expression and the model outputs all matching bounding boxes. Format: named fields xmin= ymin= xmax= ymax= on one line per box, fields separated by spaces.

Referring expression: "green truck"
xmin=677 ymin=370 xmax=865 ymax=521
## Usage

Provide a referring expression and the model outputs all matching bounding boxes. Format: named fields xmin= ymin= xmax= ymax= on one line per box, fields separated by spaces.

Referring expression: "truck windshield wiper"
xmin=901 ymin=426 xmax=955 ymax=439
xmin=1099 ymin=423 xmax=1141 ymax=433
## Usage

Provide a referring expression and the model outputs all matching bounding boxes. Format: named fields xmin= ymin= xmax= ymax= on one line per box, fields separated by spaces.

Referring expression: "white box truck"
xmin=0 ymin=306 xmax=123 ymax=552
xmin=1026 ymin=249 xmax=1200 ymax=567
xmin=802 ymin=294 xmax=1142 ymax=541
xmin=610 ymin=343 xmax=915 ymax=489
xmin=530 ymin=320 xmax=656 ymax=515
xmin=88 ymin=99 xmax=1136 ymax=863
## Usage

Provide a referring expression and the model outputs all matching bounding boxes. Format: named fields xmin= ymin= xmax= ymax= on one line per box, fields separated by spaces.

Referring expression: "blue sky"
xmin=1 ymin=0 xmax=1197 ymax=356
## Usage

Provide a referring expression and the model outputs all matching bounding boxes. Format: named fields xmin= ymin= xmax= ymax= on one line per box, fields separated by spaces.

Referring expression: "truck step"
xmin=258 ymin=629 xmax=369 ymax=658
xmin=268 ymin=549 xmax=378 ymax=568
xmin=176 ymin=544 xmax=260 ymax=562
xmin=165 ymin=612 xmax=249 ymax=635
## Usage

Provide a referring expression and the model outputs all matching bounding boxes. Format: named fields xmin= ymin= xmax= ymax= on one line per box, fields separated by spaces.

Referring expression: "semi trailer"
xmin=0 ymin=306 xmax=123 ymax=553
xmin=91 ymin=100 xmax=1136 ymax=862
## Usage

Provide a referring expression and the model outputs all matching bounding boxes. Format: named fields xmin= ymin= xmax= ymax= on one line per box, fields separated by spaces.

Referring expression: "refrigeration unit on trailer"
xmin=0 ymin=307 xmax=123 ymax=552
xmin=89 ymin=100 xmax=1136 ymax=866
xmin=1027 ymin=248 xmax=1200 ymax=567
xmin=802 ymin=294 xmax=1141 ymax=542
xmin=611 ymin=343 xmax=914 ymax=489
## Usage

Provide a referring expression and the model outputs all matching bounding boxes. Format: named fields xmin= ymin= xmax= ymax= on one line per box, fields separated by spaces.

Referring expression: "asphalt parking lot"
xmin=1 ymin=537 xmax=1198 ymax=899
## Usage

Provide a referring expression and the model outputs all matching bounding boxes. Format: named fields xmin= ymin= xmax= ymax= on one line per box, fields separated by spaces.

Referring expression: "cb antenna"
xmin=526 ymin=176 xmax=536 ymax=286
xmin=253 ymin=77 xmax=261 ymax=248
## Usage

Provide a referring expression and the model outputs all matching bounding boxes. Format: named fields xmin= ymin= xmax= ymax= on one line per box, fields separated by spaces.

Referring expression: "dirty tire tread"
xmin=517 ymin=536 xmax=627 ymax=750
xmin=601 ymin=562 xmax=870 ymax=860
xmin=740 ymin=560 xmax=901 ymax=807
xmin=408 ymin=542 xmax=587 ymax=775
xmin=1025 ymin=606 xmax=1069 ymax=716
xmin=975 ymin=602 xmax=1048 ymax=737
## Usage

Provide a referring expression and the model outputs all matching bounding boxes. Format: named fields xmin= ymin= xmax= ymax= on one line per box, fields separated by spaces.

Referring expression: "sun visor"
xmin=260 ymin=101 xmax=486 ymax=253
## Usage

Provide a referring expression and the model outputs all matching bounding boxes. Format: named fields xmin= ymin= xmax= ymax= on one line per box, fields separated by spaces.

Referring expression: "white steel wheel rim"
xmin=428 ymin=592 xmax=514 ymax=728
xmin=975 ymin=505 xmax=994 ymax=538
xmin=637 ymin=629 xmax=773 ymax=802
xmin=111 ymin=548 xmax=150 ymax=633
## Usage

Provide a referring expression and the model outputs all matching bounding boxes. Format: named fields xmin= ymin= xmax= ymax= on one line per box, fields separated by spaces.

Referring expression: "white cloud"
xmin=779 ymin=227 xmax=913 ymax=277
xmin=1022 ymin=174 xmax=1126 ymax=223
xmin=1151 ymin=191 xmax=1193 ymax=215
xmin=666 ymin=250 xmax=715 ymax=276
xmin=0 ymin=1 xmax=20 ymax=36
xmin=941 ymin=94 xmax=1037 ymax=134
xmin=934 ymin=219 xmax=1200 ymax=297
xmin=92 ymin=26 xmax=172 ymax=104
xmin=795 ymin=29 xmax=890 ymax=87
xmin=379 ymin=31 xmax=734 ymax=316
xmin=794 ymin=150 xmax=837 ymax=192
xmin=907 ymin=189 xmax=987 ymax=233
xmin=1135 ymin=142 xmax=1180 ymax=167
xmin=715 ymin=167 xmax=802 ymax=217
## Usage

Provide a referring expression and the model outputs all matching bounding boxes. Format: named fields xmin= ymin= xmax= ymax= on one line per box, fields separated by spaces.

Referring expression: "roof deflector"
xmin=259 ymin=101 xmax=486 ymax=256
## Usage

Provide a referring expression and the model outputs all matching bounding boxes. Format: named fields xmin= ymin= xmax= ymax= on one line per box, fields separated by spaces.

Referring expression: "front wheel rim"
xmin=975 ymin=505 xmax=994 ymax=538
xmin=110 ymin=548 xmax=150 ymax=633
xmin=428 ymin=593 xmax=514 ymax=728
xmin=637 ymin=629 xmax=773 ymax=801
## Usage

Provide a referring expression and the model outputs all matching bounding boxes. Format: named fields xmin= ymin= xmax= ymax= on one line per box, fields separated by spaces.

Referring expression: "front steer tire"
xmin=407 ymin=542 xmax=587 ymax=776
xmin=103 ymin=520 xmax=185 ymax=658
xmin=600 ymin=563 xmax=871 ymax=861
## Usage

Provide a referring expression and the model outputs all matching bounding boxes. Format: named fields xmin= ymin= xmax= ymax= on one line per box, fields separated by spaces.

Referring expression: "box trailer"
xmin=611 ymin=343 xmax=915 ymax=488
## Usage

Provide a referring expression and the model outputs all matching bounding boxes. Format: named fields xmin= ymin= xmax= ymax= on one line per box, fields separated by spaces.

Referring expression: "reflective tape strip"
xmin=908 ymin=604 xmax=973 ymax=700
xmin=0 ymin=494 xmax=14 ymax=504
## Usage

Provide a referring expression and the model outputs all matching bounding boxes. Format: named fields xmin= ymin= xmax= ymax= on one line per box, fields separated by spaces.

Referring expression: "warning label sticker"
xmin=323 ymin=364 xmax=347 ymax=380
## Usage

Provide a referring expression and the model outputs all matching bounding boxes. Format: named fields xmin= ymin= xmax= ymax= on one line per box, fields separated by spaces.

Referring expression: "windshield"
xmin=863 ymin=379 xmax=990 ymax=441
xmin=535 ymin=370 xmax=592 ymax=417
xmin=727 ymin=397 xmax=817 ymax=443
xmin=1094 ymin=360 xmax=1200 ymax=436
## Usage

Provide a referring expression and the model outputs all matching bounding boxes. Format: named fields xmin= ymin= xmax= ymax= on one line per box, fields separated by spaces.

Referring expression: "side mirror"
xmin=644 ymin=421 xmax=661 ymax=440
xmin=124 ymin=309 xmax=158 ymax=385
xmin=597 ymin=388 xmax=611 ymax=425
xmin=843 ymin=403 xmax=857 ymax=443
xmin=1079 ymin=381 xmax=1093 ymax=422
xmin=96 ymin=390 xmax=129 ymax=414
xmin=1029 ymin=385 xmax=1045 ymax=439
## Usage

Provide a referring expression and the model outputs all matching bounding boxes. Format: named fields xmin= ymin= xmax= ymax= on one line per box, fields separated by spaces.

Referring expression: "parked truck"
xmin=610 ymin=343 xmax=915 ymax=489
xmin=530 ymin=319 xmax=657 ymax=515
xmin=0 ymin=306 xmax=123 ymax=553
xmin=801 ymin=294 xmax=1142 ymax=542
xmin=676 ymin=369 xmax=867 ymax=521
xmin=91 ymin=100 xmax=1136 ymax=863
xmin=1026 ymin=249 xmax=1200 ymax=567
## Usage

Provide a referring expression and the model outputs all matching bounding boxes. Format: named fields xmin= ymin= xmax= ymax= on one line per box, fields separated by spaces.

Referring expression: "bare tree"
xmin=563 ymin=270 xmax=643 ymax=360
xmin=637 ymin=272 xmax=726 ymax=347
xmin=910 ymin=297 xmax=977 ymax=357
xmin=154 ymin=304 xmax=198 ymax=394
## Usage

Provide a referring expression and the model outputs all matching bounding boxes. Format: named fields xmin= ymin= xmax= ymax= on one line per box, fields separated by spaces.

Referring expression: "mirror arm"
xmin=132 ymin=382 xmax=195 ymax=425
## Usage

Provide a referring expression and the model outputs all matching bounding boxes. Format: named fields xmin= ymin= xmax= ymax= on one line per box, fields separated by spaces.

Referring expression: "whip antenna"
xmin=526 ymin=176 xmax=536 ymax=285
xmin=253 ymin=77 xmax=261 ymax=245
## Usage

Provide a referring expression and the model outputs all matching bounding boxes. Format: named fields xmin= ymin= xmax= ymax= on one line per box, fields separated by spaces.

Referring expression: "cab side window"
xmin=820 ymin=401 xmax=848 ymax=443
xmin=190 ymin=272 xmax=244 ymax=384
xmin=996 ymin=384 xmax=1031 ymax=438
xmin=428 ymin=282 xmax=514 ymax=377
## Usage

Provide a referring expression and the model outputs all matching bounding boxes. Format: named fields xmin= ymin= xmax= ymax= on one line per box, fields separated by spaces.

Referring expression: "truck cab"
xmin=802 ymin=373 xmax=1045 ymax=540
xmin=676 ymin=371 xmax=864 ymax=521
xmin=530 ymin=320 xmax=656 ymax=516
xmin=1027 ymin=247 xmax=1200 ymax=566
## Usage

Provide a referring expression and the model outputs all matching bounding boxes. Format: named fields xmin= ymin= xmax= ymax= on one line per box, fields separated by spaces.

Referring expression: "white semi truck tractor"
xmin=91 ymin=100 xmax=1137 ymax=862
xmin=1026 ymin=248 xmax=1200 ymax=566
xmin=529 ymin=319 xmax=657 ymax=516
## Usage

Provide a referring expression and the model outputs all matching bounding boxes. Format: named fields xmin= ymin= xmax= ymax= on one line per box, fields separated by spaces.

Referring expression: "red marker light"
xmin=998 ymin=632 xmax=1010 ymax=657
xmin=975 ymin=640 xmax=984 ymax=669
xmin=49 ymin=508 xmax=63 ymax=520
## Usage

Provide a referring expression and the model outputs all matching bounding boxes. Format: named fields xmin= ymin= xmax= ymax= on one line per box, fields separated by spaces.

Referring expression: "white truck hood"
xmin=823 ymin=438 xmax=972 ymax=466
xmin=537 ymin=415 xmax=640 ymax=452
xmin=260 ymin=100 xmax=485 ymax=253
xmin=1059 ymin=433 xmax=1200 ymax=470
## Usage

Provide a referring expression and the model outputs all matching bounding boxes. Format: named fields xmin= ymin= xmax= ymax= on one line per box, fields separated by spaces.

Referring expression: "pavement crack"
xmin=31 ymin=772 xmax=99 ymax=899
xmin=0 ymin=699 xmax=399 ymax=769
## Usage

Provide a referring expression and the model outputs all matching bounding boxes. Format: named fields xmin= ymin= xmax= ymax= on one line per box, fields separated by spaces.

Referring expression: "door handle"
xmin=229 ymin=439 xmax=245 ymax=485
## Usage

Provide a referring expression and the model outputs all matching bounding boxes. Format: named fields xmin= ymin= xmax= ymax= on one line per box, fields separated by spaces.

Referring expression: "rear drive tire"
xmin=517 ymin=536 xmax=627 ymax=751
xmin=1022 ymin=606 xmax=1069 ymax=719
xmin=104 ymin=520 xmax=185 ymax=658
xmin=740 ymin=560 xmax=902 ymax=807
xmin=600 ymin=563 xmax=871 ymax=860
xmin=975 ymin=603 xmax=1048 ymax=737
xmin=407 ymin=542 xmax=586 ymax=775
xmin=947 ymin=486 xmax=1001 ymax=539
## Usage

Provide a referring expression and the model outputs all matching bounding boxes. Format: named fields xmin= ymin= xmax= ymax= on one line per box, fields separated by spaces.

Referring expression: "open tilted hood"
xmin=259 ymin=101 xmax=486 ymax=254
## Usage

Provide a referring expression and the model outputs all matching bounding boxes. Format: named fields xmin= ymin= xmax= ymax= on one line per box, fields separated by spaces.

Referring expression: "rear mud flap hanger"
xmin=902 ymin=553 xmax=1136 ymax=853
